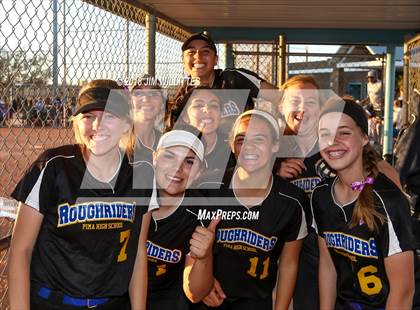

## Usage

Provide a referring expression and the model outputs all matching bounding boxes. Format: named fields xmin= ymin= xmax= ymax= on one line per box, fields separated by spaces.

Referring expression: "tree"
xmin=0 ymin=49 xmax=51 ymax=93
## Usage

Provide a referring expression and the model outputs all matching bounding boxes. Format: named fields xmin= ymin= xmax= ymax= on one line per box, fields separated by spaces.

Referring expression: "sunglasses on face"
xmin=132 ymin=90 xmax=162 ymax=98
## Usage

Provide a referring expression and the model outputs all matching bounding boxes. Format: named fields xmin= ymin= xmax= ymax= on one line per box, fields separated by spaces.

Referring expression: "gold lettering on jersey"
xmin=233 ymin=244 xmax=258 ymax=253
xmin=96 ymin=223 xmax=108 ymax=229
xmin=81 ymin=222 xmax=124 ymax=230
xmin=57 ymin=202 xmax=136 ymax=227
xmin=334 ymin=249 xmax=357 ymax=262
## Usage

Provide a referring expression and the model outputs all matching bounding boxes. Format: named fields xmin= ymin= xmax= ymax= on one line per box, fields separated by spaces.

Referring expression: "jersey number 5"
xmin=247 ymin=257 xmax=270 ymax=279
xmin=118 ymin=229 xmax=131 ymax=262
xmin=357 ymin=265 xmax=383 ymax=295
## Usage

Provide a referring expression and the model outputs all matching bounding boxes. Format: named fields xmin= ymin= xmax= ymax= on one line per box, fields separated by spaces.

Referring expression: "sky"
xmin=1 ymin=0 xmax=391 ymax=88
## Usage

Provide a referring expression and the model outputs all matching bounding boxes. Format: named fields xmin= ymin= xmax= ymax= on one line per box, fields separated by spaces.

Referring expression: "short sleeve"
xmin=310 ymin=186 xmax=322 ymax=236
xmin=11 ymin=150 xmax=56 ymax=214
xmin=282 ymin=193 xmax=309 ymax=242
xmin=375 ymin=190 xmax=416 ymax=257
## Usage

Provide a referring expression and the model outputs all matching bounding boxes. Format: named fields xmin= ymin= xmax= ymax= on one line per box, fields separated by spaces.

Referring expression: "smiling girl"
xmin=147 ymin=125 xmax=218 ymax=309
xmin=131 ymin=76 xmax=165 ymax=163
xmin=312 ymin=97 xmax=416 ymax=309
xmin=178 ymin=87 xmax=234 ymax=174
xmin=9 ymin=80 xmax=153 ymax=310
xmin=200 ymin=109 xmax=309 ymax=309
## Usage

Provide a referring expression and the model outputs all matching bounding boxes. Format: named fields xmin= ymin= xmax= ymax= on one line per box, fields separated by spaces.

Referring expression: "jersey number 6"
xmin=357 ymin=265 xmax=383 ymax=295
xmin=118 ymin=229 xmax=131 ymax=262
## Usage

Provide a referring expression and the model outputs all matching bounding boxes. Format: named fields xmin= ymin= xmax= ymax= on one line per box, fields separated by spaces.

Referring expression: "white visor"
xmin=156 ymin=130 xmax=205 ymax=162
xmin=233 ymin=109 xmax=280 ymax=140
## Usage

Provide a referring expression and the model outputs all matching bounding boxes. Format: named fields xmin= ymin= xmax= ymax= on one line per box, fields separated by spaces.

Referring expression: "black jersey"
xmin=133 ymin=128 xmax=162 ymax=164
xmin=147 ymin=190 xmax=203 ymax=292
xmin=147 ymin=190 xmax=205 ymax=310
xmin=283 ymin=142 xmax=325 ymax=310
xmin=210 ymin=171 xmax=308 ymax=304
xmin=212 ymin=68 xmax=262 ymax=111
xmin=282 ymin=139 xmax=324 ymax=196
xmin=312 ymin=173 xmax=416 ymax=308
xmin=170 ymin=68 xmax=263 ymax=131
xmin=11 ymin=144 xmax=154 ymax=298
xmin=203 ymin=132 xmax=236 ymax=175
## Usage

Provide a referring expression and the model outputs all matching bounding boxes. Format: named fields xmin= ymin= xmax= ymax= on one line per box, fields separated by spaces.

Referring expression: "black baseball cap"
xmin=182 ymin=32 xmax=217 ymax=55
xmin=73 ymin=80 xmax=131 ymax=118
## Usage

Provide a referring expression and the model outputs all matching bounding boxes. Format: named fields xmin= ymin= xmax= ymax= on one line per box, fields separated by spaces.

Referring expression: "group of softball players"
xmin=8 ymin=31 xmax=419 ymax=310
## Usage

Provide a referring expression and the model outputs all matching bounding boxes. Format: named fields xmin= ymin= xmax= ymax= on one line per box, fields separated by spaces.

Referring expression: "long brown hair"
xmin=349 ymin=142 xmax=386 ymax=232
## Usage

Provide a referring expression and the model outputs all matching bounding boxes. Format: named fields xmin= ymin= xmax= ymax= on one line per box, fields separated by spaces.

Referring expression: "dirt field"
xmin=0 ymin=126 xmax=74 ymax=309
xmin=0 ymin=127 xmax=74 ymax=197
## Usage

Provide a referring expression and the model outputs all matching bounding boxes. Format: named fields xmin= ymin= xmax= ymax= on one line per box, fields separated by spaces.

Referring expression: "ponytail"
xmin=349 ymin=143 xmax=386 ymax=231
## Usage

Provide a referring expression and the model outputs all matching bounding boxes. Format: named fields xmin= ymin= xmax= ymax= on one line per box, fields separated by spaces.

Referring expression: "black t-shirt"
xmin=170 ymin=68 xmax=263 ymax=131
xmin=203 ymin=132 xmax=236 ymax=175
xmin=12 ymin=144 xmax=154 ymax=298
xmin=312 ymin=173 xmax=416 ymax=308
xmin=208 ymin=170 xmax=309 ymax=303
xmin=133 ymin=128 xmax=162 ymax=165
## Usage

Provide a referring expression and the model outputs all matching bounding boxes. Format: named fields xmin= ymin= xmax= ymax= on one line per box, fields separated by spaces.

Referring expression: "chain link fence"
xmin=233 ymin=43 xmax=387 ymax=97
xmin=0 ymin=0 xmax=192 ymax=308
xmin=404 ymin=35 xmax=420 ymax=123
xmin=287 ymin=44 xmax=386 ymax=99
xmin=233 ymin=43 xmax=277 ymax=85
xmin=233 ymin=42 xmax=387 ymax=109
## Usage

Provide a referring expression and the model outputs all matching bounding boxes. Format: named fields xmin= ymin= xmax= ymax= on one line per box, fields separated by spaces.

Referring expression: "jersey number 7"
xmin=118 ymin=229 xmax=131 ymax=262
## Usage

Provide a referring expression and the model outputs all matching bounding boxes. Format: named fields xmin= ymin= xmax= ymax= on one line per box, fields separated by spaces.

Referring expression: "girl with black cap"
xmin=9 ymin=79 xmax=154 ymax=310
xmin=312 ymin=97 xmax=417 ymax=309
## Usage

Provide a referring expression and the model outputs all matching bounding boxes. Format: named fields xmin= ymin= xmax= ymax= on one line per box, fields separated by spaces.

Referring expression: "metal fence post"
xmin=52 ymin=0 xmax=59 ymax=97
xmin=126 ymin=19 xmax=130 ymax=78
xmin=146 ymin=13 xmax=156 ymax=77
xmin=277 ymin=34 xmax=286 ymax=88
xmin=225 ymin=43 xmax=234 ymax=68
xmin=402 ymin=41 xmax=410 ymax=126
xmin=383 ymin=45 xmax=396 ymax=158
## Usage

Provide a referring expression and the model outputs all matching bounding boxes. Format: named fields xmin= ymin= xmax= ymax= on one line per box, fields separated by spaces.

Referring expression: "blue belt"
xmin=38 ymin=286 xmax=110 ymax=308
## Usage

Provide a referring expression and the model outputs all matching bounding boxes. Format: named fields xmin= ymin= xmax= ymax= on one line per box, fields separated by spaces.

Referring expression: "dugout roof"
xmin=127 ymin=0 xmax=420 ymax=44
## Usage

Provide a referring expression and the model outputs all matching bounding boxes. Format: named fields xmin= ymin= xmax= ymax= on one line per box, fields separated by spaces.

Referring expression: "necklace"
xmin=137 ymin=129 xmax=156 ymax=151
xmin=205 ymin=134 xmax=218 ymax=155
xmin=86 ymin=151 xmax=122 ymax=184
xmin=231 ymin=170 xmax=273 ymax=209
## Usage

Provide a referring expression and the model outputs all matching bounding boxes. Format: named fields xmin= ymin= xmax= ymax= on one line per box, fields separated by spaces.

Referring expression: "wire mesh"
xmin=406 ymin=37 xmax=420 ymax=119
xmin=233 ymin=43 xmax=277 ymax=85
xmin=0 ymin=1 xmax=190 ymax=308
xmin=286 ymin=44 xmax=386 ymax=100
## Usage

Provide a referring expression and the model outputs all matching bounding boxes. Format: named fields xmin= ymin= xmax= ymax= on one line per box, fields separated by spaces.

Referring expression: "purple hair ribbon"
xmin=351 ymin=177 xmax=374 ymax=191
